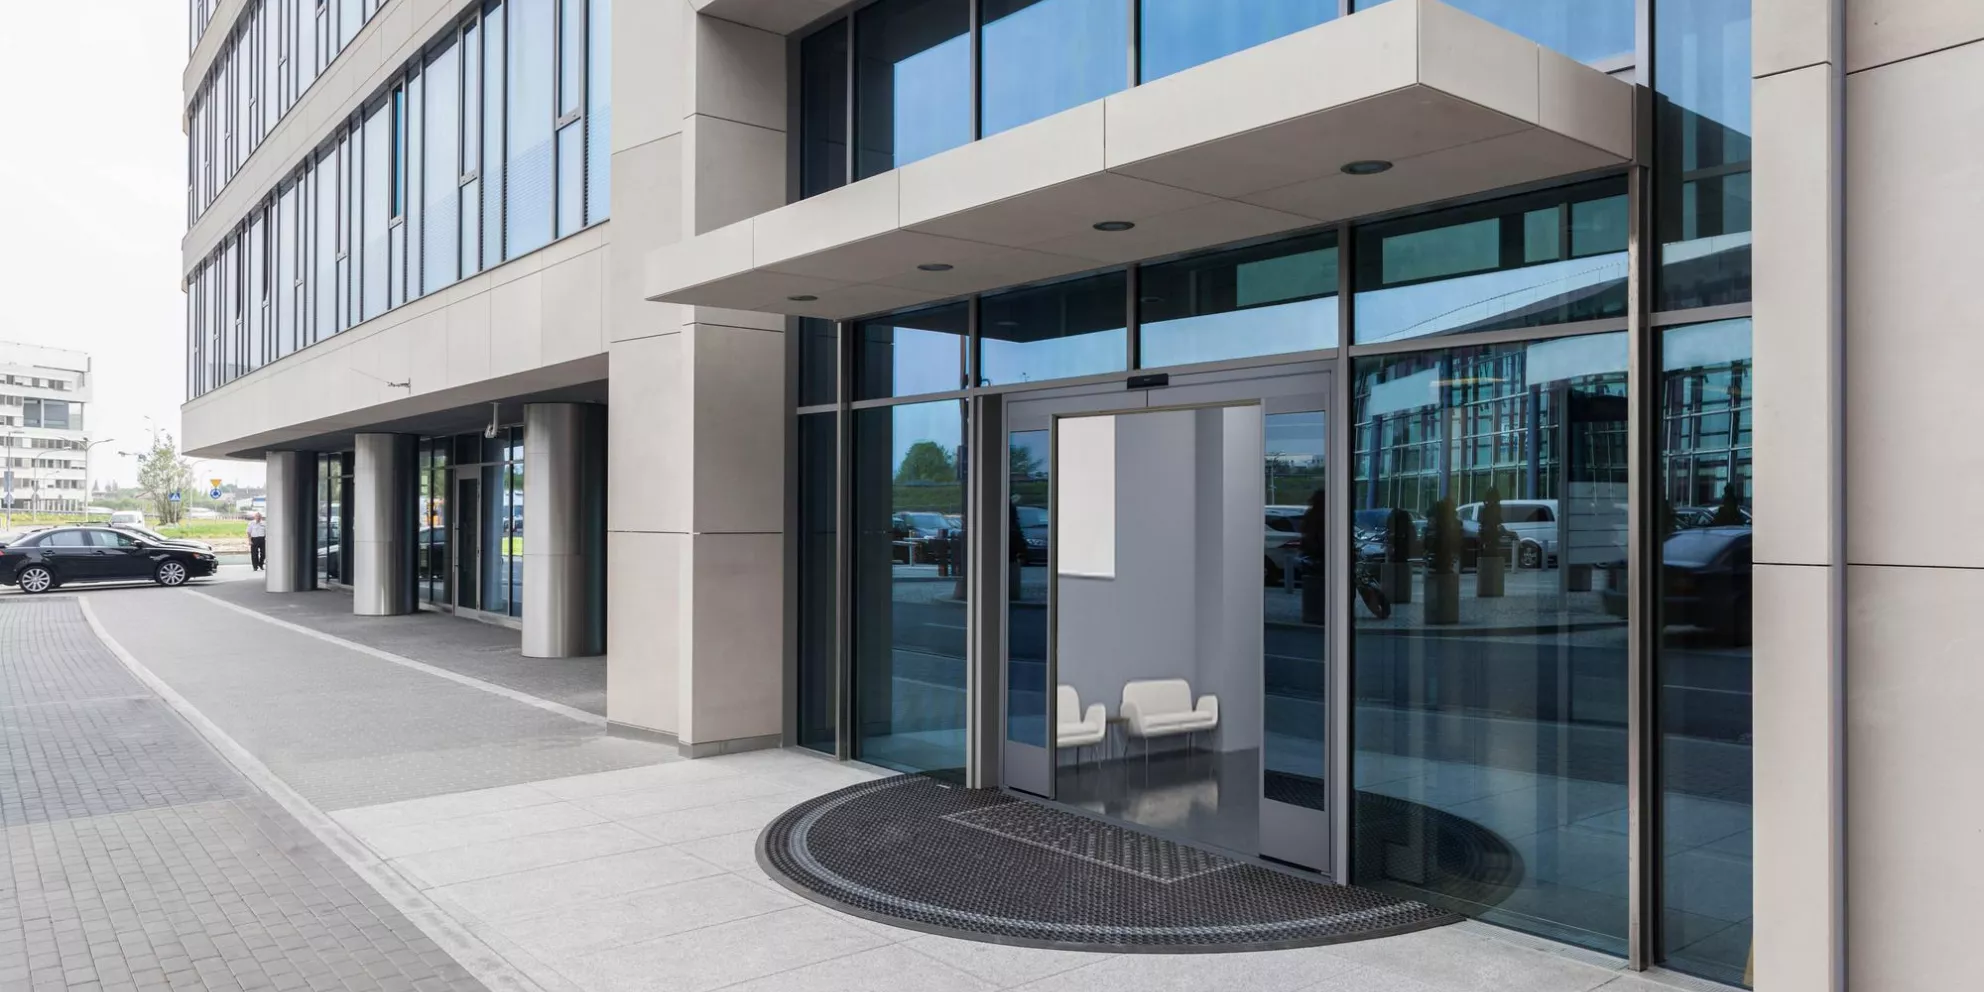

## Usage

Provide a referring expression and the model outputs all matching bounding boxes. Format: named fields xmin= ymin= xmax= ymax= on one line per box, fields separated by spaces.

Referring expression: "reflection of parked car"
xmin=1673 ymin=505 xmax=1752 ymax=529
xmin=1601 ymin=526 xmax=1752 ymax=642
xmin=111 ymin=522 xmax=214 ymax=552
xmin=1264 ymin=505 xmax=1307 ymax=584
xmin=1013 ymin=505 xmax=1048 ymax=565
xmin=1352 ymin=508 xmax=1424 ymax=559
xmin=1458 ymin=499 xmax=1558 ymax=568
xmin=891 ymin=511 xmax=953 ymax=563
xmin=1455 ymin=518 xmax=1521 ymax=570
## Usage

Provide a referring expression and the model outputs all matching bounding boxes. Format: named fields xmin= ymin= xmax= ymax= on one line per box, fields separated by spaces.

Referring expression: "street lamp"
xmin=66 ymin=438 xmax=113 ymax=520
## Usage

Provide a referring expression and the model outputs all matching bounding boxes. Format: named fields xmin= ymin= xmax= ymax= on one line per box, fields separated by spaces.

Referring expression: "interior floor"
xmin=1054 ymin=746 xmax=1263 ymax=856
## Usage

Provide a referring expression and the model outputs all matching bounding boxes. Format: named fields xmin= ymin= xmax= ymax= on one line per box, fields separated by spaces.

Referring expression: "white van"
xmin=1456 ymin=499 xmax=1557 ymax=569
xmin=108 ymin=510 xmax=146 ymax=528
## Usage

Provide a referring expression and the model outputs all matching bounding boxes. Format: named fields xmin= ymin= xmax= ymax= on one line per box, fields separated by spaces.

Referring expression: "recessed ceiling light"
xmin=1092 ymin=220 xmax=1136 ymax=232
xmin=917 ymin=263 xmax=954 ymax=272
xmin=787 ymin=295 xmax=819 ymax=302
xmin=1340 ymin=159 xmax=1393 ymax=176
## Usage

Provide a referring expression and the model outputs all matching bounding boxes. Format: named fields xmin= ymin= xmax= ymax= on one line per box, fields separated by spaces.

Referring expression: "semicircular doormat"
xmin=757 ymin=774 xmax=1467 ymax=953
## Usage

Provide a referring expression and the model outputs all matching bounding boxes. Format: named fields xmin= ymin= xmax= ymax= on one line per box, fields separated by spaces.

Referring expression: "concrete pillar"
xmin=1751 ymin=1 xmax=1843 ymax=989
xmin=523 ymin=403 xmax=607 ymax=658
xmin=263 ymin=451 xmax=315 ymax=593
xmin=352 ymin=433 xmax=416 ymax=616
xmin=604 ymin=5 xmax=787 ymax=752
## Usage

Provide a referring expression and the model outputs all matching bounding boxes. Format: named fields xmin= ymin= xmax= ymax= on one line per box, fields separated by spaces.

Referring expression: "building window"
xmin=799 ymin=19 xmax=850 ymax=198
xmin=796 ymin=413 xmax=839 ymax=754
xmin=1353 ymin=179 xmax=1629 ymax=344
xmin=1138 ymin=230 xmax=1339 ymax=367
xmin=854 ymin=303 xmax=968 ymax=401
xmin=978 ymin=271 xmax=1127 ymax=386
xmin=855 ymin=0 xmax=973 ymax=178
xmin=1350 ymin=331 xmax=1632 ymax=957
xmin=1138 ymin=0 xmax=1335 ymax=82
xmin=1352 ymin=0 xmax=1634 ymax=65
xmin=1655 ymin=316 xmax=1753 ymax=986
xmin=1655 ymin=0 xmax=1752 ymax=309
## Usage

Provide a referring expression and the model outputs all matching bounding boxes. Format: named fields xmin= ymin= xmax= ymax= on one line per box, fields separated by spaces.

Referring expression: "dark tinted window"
xmin=800 ymin=20 xmax=850 ymax=197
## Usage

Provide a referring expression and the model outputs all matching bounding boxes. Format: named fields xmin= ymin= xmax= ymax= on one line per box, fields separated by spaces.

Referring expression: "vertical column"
xmin=523 ymin=403 xmax=607 ymax=658
xmin=1836 ymin=7 xmax=1984 ymax=991
xmin=352 ymin=433 xmax=416 ymax=616
xmin=605 ymin=4 xmax=787 ymax=753
xmin=1751 ymin=0 xmax=1843 ymax=989
xmin=263 ymin=450 xmax=315 ymax=593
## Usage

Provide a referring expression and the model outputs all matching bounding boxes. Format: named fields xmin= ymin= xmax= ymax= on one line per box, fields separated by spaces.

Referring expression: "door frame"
xmin=983 ymin=361 xmax=1344 ymax=876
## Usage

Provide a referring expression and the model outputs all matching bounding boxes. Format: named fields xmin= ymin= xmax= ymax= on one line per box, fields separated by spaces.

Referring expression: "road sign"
xmin=208 ymin=487 xmax=225 ymax=501
xmin=210 ymin=478 xmax=223 ymax=489
xmin=169 ymin=491 xmax=182 ymax=503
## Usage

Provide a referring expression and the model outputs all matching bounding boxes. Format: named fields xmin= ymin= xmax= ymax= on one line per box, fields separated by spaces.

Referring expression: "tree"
xmin=1009 ymin=443 xmax=1043 ymax=481
xmin=895 ymin=441 xmax=957 ymax=484
xmin=135 ymin=433 xmax=197 ymax=525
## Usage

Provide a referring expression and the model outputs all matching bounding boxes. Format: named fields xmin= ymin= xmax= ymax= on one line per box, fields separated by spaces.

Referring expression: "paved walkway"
xmin=4 ymin=569 xmax=1713 ymax=992
xmin=0 ymin=597 xmax=484 ymax=992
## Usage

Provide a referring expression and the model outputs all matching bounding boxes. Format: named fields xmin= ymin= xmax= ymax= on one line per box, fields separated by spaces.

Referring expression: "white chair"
xmin=1120 ymin=679 xmax=1219 ymax=765
xmin=1056 ymin=685 xmax=1107 ymax=765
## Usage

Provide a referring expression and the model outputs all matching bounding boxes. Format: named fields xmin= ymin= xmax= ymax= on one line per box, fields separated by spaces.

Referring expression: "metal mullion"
xmin=1126 ymin=0 xmax=1139 ymax=87
xmin=1328 ymin=219 xmax=1354 ymax=882
xmin=1650 ymin=302 xmax=1753 ymax=327
xmin=1124 ymin=265 xmax=1140 ymax=369
xmin=1625 ymin=94 xmax=1660 ymax=972
xmin=834 ymin=318 xmax=854 ymax=761
xmin=844 ymin=13 xmax=856 ymax=184
xmin=968 ymin=0 xmax=981 ymax=140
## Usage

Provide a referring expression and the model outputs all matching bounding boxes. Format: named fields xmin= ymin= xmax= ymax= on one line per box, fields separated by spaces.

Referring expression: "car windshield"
xmin=1015 ymin=506 xmax=1047 ymax=527
xmin=1664 ymin=528 xmax=1745 ymax=566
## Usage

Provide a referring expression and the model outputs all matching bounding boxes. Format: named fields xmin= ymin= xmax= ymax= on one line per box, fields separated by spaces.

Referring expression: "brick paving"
xmin=0 ymin=598 xmax=487 ymax=992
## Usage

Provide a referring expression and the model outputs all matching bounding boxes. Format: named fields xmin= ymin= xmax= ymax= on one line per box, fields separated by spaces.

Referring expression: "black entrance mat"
xmin=757 ymin=774 xmax=1461 ymax=953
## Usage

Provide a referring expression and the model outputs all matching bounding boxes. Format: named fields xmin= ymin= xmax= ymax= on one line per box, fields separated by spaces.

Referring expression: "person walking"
xmin=248 ymin=512 xmax=267 ymax=571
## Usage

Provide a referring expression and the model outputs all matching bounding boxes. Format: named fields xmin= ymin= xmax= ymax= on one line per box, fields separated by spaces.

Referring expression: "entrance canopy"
xmin=645 ymin=0 xmax=1634 ymax=321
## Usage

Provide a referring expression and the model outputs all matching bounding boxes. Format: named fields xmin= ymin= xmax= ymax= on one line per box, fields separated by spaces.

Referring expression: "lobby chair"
xmin=1057 ymin=685 xmax=1107 ymax=767
xmin=1120 ymin=679 xmax=1219 ymax=769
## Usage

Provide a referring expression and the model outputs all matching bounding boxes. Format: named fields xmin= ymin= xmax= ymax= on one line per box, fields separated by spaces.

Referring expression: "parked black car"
xmin=0 ymin=526 xmax=219 ymax=593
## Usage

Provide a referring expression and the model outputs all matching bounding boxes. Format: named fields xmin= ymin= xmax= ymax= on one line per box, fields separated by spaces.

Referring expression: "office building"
xmin=178 ymin=2 xmax=1984 ymax=989
xmin=0 ymin=342 xmax=94 ymax=514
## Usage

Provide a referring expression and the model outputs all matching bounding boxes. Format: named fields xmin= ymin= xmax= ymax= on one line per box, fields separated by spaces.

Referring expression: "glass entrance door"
xmin=1000 ymin=366 xmax=1335 ymax=873
xmin=454 ymin=474 xmax=481 ymax=612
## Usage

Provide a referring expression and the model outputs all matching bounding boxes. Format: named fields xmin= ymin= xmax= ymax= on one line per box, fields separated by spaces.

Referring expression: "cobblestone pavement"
xmin=196 ymin=577 xmax=606 ymax=717
xmin=0 ymin=597 xmax=487 ymax=992
xmin=82 ymin=583 xmax=674 ymax=812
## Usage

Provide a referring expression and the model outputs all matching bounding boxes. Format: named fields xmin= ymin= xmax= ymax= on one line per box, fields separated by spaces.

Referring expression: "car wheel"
xmin=155 ymin=561 xmax=190 ymax=587
xmin=1518 ymin=541 xmax=1543 ymax=570
xmin=17 ymin=565 xmax=54 ymax=594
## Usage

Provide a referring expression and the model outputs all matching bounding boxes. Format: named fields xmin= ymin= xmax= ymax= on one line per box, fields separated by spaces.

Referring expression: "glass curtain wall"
xmin=185 ymin=0 xmax=612 ymax=401
xmin=851 ymin=401 xmax=970 ymax=776
xmin=315 ymin=452 xmax=353 ymax=587
xmin=792 ymin=3 xmax=1752 ymax=978
xmin=1350 ymin=334 xmax=1632 ymax=957
xmin=188 ymin=0 xmax=389 ymax=225
xmin=1655 ymin=317 xmax=1753 ymax=986
xmin=417 ymin=439 xmax=451 ymax=606
xmin=798 ymin=0 xmax=1638 ymax=200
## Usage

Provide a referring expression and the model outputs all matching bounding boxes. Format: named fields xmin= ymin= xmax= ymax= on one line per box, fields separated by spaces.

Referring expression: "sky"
xmin=0 ymin=2 xmax=264 ymax=492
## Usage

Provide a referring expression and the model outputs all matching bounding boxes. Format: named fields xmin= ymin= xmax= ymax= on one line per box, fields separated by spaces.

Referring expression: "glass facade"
xmin=851 ymin=401 xmax=970 ymax=775
xmin=856 ymin=0 xmax=973 ymax=178
xmin=1138 ymin=231 xmax=1338 ymax=366
xmin=1655 ymin=0 xmax=1753 ymax=310
xmin=315 ymin=452 xmax=352 ymax=588
xmin=186 ymin=0 xmax=612 ymax=401
xmin=791 ymin=0 xmax=1756 ymax=952
xmin=1350 ymin=333 xmax=1632 ymax=956
xmin=1139 ymin=0 xmax=1335 ymax=82
xmin=1353 ymin=179 xmax=1628 ymax=345
xmin=1655 ymin=317 xmax=1753 ymax=986
xmin=797 ymin=0 xmax=1640 ymax=200
xmin=189 ymin=0 xmax=385 ymax=224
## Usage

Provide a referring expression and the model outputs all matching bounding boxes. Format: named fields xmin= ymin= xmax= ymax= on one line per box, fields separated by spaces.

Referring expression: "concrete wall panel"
xmin=1847 ymin=0 xmax=1984 ymax=74
xmin=1845 ymin=42 xmax=1984 ymax=567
